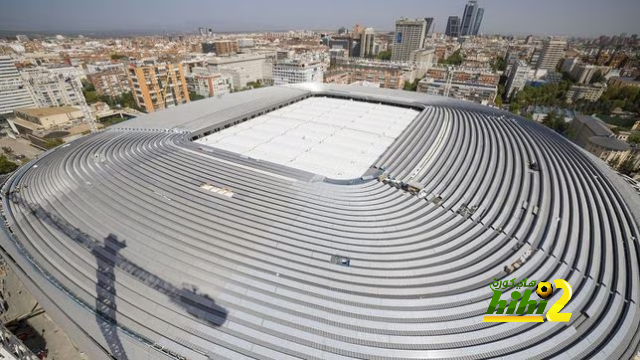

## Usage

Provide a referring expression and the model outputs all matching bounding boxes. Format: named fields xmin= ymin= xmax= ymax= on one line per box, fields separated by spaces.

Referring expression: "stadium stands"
xmin=0 ymin=83 xmax=638 ymax=359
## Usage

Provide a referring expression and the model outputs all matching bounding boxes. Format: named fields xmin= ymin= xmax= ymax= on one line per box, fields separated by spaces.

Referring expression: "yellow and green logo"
xmin=483 ymin=278 xmax=573 ymax=323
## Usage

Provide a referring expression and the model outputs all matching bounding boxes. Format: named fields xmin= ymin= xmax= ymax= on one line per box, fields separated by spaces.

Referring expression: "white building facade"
xmin=207 ymin=54 xmax=267 ymax=89
xmin=505 ymin=60 xmax=531 ymax=98
xmin=0 ymin=56 xmax=37 ymax=115
xmin=186 ymin=67 xmax=232 ymax=98
xmin=273 ymin=61 xmax=323 ymax=85
xmin=391 ymin=18 xmax=427 ymax=62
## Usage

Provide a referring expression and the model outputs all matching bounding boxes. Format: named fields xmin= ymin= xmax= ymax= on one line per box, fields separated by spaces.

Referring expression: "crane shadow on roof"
xmin=15 ymin=195 xmax=228 ymax=359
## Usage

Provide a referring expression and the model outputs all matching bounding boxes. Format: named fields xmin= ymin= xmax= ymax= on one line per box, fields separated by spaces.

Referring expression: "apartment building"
xmin=418 ymin=78 xmax=497 ymax=105
xmin=186 ymin=67 xmax=232 ymax=98
xmin=87 ymin=69 xmax=130 ymax=98
xmin=127 ymin=62 xmax=189 ymax=113
xmin=505 ymin=61 xmax=531 ymax=98
xmin=330 ymin=60 xmax=405 ymax=89
xmin=608 ymin=77 xmax=640 ymax=88
xmin=20 ymin=67 xmax=85 ymax=108
xmin=323 ymin=71 xmax=350 ymax=85
xmin=0 ymin=56 xmax=37 ymax=115
xmin=536 ymin=39 xmax=566 ymax=71
xmin=202 ymin=40 xmax=239 ymax=56
xmin=566 ymin=84 xmax=606 ymax=104
xmin=207 ymin=54 xmax=267 ymax=89
xmin=272 ymin=60 xmax=323 ymax=85
xmin=570 ymin=63 xmax=609 ymax=84
xmin=392 ymin=18 xmax=427 ymax=62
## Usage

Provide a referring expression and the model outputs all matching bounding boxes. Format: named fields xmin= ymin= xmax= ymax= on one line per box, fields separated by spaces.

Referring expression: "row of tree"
xmin=572 ymin=85 xmax=640 ymax=116
xmin=508 ymin=80 xmax=574 ymax=113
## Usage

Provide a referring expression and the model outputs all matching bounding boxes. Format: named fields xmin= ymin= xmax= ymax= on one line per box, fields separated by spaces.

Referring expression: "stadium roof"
xmin=1 ymin=83 xmax=639 ymax=360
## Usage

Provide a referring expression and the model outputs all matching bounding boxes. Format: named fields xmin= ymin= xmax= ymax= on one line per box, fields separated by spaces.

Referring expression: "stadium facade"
xmin=1 ymin=84 xmax=639 ymax=359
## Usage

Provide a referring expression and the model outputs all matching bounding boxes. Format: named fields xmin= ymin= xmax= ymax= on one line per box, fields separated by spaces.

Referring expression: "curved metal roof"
xmin=1 ymin=84 xmax=639 ymax=360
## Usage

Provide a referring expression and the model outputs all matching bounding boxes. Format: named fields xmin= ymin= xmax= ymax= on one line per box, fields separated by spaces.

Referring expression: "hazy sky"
xmin=2 ymin=0 xmax=639 ymax=36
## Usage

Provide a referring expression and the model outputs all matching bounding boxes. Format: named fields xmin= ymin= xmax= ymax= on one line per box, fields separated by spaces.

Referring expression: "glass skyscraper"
xmin=460 ymin=0 xmax=484 ymax=36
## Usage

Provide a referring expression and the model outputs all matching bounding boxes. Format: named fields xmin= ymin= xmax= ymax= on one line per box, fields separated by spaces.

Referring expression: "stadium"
xmin=1 ymin=83 xmax=639 ymax=359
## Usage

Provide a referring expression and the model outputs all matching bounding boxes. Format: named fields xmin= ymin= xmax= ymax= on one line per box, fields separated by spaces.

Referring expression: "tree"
xmin=491 ymin=56 xmax=506 ymax=72
xmin=377 ymin=50 xmax=392 ymax=61
xmin=110 ymin=53 xmax=128 ymax=60
xmin=628 ymin=131 xmax=640 ymax=144
xmin=590 ymin=70 xmax=606 ymax=84
xmin=81 ymin=79 xmax=95 ymax=92
xmin=608 ymin=155 xmax=621 ymax=168
xmin=403 ymin=78 xmax=421 ymax=92
xmin=43 ymin=138 xmax=64 ymax=149
xmin=189 ymin=92 xmax=205 ymax=101
xmin=542 ymin=111 xmax=569 ymax=135
xmin=0 ymin=156 xmax=18 ymax=175
xmin=618 ymin=156 xmax=638 ymax=176
xmin=440 ymin=50 xmax=464 ymax=66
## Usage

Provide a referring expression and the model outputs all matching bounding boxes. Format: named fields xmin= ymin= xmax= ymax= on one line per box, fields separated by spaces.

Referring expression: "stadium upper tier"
xmin=1 ymin=83 xmax=639 ymax=360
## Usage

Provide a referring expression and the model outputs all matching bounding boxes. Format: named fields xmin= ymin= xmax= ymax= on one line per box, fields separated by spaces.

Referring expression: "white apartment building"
xmin=566 ymin=84 xmax=606 ymax=104
xmin=570 ymin=63 xmax=609 ymax=84
xmin=505 ymin=60 xmax=531 ymax=98
xmin=273 ymin=61 xmax=323 ymax=85
xmin=536 ymin=39 xmax=566 ymax=71
xmin=0 ymin=56 xmax=36 ymax=115
xmin=20 ymin=67 xmax=85 ymax=108
xmin=391 ymin=18 xmax=427 ymax=62
xmin=207 ymin=54 xmax=267 ymax=89
xmin=186 ymin=67 xmax=232 ymax=98
xmin=418 ymin=78 xmax=498 ymax=105
xmin=237 ymin=39 xmax=255 ymax=48
xmin=360 ymin=28 xmax=376 ymax=58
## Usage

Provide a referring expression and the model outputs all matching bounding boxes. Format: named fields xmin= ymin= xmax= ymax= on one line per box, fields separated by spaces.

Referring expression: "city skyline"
xmin=2 ymin=0 xmax=640 ymax=37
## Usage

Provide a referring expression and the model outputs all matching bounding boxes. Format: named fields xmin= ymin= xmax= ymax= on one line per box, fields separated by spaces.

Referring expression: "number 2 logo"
xmin=547 ymin=279 xmax=573 ymax=322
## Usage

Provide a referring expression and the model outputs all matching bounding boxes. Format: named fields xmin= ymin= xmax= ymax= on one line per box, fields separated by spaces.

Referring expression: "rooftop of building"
xmin=609 ymin=76 xmax=640 ymax=85
xmin=14 ymin=106 xmax=81 ymax=118
xmin=574 ymin=115 xmax=613 ymax=137
xmin=588 ymin=135 xmax=632 ymax=151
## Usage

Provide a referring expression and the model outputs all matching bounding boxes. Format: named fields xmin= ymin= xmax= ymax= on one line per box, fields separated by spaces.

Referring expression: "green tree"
xmin=491 ymin=56 xmax=506 ymax=72
xmin=110 ymin=53 xmax=128 ymax=60
xmin=189 ymin=92 xmax=206 ymax=101
xmin=43 ymin=138 xmax=64 ymax=149
xmin=440 ymin=49 xmax=464 ymax=66
xmin=618 ymin=156 xmax=638 ymax=176
xmin=376 ymin=50 xmax=392 ymax=61
xmin=81 ymin=79 xmax=95 ymax=92
xmin=542 ymin=111 xmax=569 ymax=135
xmin=590 ymin=70 xmax=606 ymax=84
xmin=628 ymin=131 xmax=640 ymax=144
xmin=0 ymin=156 xmax=19 ymax=175
xmin=403 ymin=78 xmax=421 ymax=92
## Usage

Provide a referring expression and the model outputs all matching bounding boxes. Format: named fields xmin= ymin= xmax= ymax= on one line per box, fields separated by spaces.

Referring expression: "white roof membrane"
xmin=195 ymin=97 xmax=419 ymax=179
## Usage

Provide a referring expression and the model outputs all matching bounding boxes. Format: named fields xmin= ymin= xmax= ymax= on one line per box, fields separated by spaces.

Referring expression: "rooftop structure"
xmin=1 ymin=84 xmax=639 ymax=360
